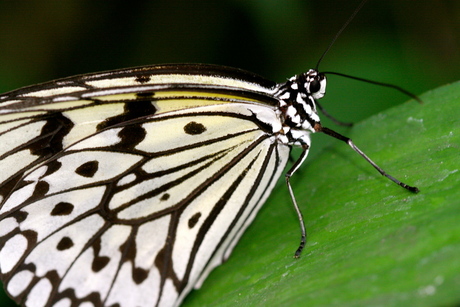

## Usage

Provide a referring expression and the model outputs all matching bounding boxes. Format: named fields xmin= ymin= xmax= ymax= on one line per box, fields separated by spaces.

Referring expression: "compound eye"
xmin=309 ymin=79 xmax=321 ymax=93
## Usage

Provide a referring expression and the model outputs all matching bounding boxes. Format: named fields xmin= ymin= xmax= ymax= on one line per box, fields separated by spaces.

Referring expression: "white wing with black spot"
xmin=0 ymin=64 xmax=291 ymax=307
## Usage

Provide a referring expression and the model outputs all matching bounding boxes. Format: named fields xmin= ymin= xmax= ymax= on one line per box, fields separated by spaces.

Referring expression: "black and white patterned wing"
xmin=0 ymin=65 xmax=290 ymax=307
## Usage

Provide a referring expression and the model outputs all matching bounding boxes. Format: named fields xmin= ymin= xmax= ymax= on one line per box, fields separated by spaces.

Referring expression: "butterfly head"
xmin=302 ymin=69 xmax=326 ymax=99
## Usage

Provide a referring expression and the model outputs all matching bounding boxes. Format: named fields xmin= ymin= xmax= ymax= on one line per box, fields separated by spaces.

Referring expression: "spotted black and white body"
xmin=0 ymin=64 xmax=417 ymax=307
xmin=275 ymin=69 xmax=325 ymax=146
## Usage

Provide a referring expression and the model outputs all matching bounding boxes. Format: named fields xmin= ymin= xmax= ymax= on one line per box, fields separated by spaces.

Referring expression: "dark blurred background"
xmin=0 ymin=0 xmax=458 ymax=306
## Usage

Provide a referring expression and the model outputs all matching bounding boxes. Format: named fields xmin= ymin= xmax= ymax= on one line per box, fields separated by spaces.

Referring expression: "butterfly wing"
xmin=0 ymin=65 xmax=290 ymax=307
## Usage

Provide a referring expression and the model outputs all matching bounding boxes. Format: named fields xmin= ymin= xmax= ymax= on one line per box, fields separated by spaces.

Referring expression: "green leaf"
xmin=1 ymin=82 xmax=458 ymax=307
xmin=183 ymin=81 xmax=460 ymax=307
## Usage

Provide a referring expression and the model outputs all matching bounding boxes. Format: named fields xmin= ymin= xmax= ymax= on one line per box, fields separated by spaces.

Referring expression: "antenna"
xmin=323 ymin=71 xmax=423 ymax=103
xmin=315 ymin=0 xmax=368 ymax=71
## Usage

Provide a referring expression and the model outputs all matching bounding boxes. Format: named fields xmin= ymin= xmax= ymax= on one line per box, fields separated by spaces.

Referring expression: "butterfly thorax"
xmin=275 ymin=69 xmax=326 ymax=146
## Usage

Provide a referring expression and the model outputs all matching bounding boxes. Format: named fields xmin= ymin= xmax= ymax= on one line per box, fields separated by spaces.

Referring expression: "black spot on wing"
xmin=42 ymin=159 xmax=62 ymax=177
xmin=28 ymin=113 xmax=74 ymax=157
xmin=184 ymin=121 xmax=206 ymax=135
xmin=133 ymin=267 xmax=148 ymax=284
xmin=75 ymin=160 xmax=99 ymax=178
xmin=32 ymin=180 xmax=50 ymax=199
xmin=91 ymin=238 xmax=110 ymax=272
xmin=57 ymin=236 xmax=74 ymax=250
xmin=92 ymin=255 xmax=110 ymax=273
xmin=97 ymin=100 xmax=157 ymax=131
xmin=50 ymin=202 xmax=74 ymax=216
xmin=116 ymin=124 xmax=146 ymax=150
xmin=135 ymin=75 xmax=151 ymax=84
xmin=160 ymin=193 xmax=170 ymax=201
xmin=188 ymin=213 xmax=201 ymax=229
xmin=12 ymin=210 xmax=28 ymax=223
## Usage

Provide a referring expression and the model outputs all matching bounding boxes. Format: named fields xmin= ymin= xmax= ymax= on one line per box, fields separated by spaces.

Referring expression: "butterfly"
xmin=0 ymin=61 xmax=419 ymax=307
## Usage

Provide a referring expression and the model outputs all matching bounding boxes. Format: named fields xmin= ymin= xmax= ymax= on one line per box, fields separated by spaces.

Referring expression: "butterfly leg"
xmin=318 ymin=125 xmax=420 ymax=193
xmin=285 ymin=144 xmax=310 ymax=258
